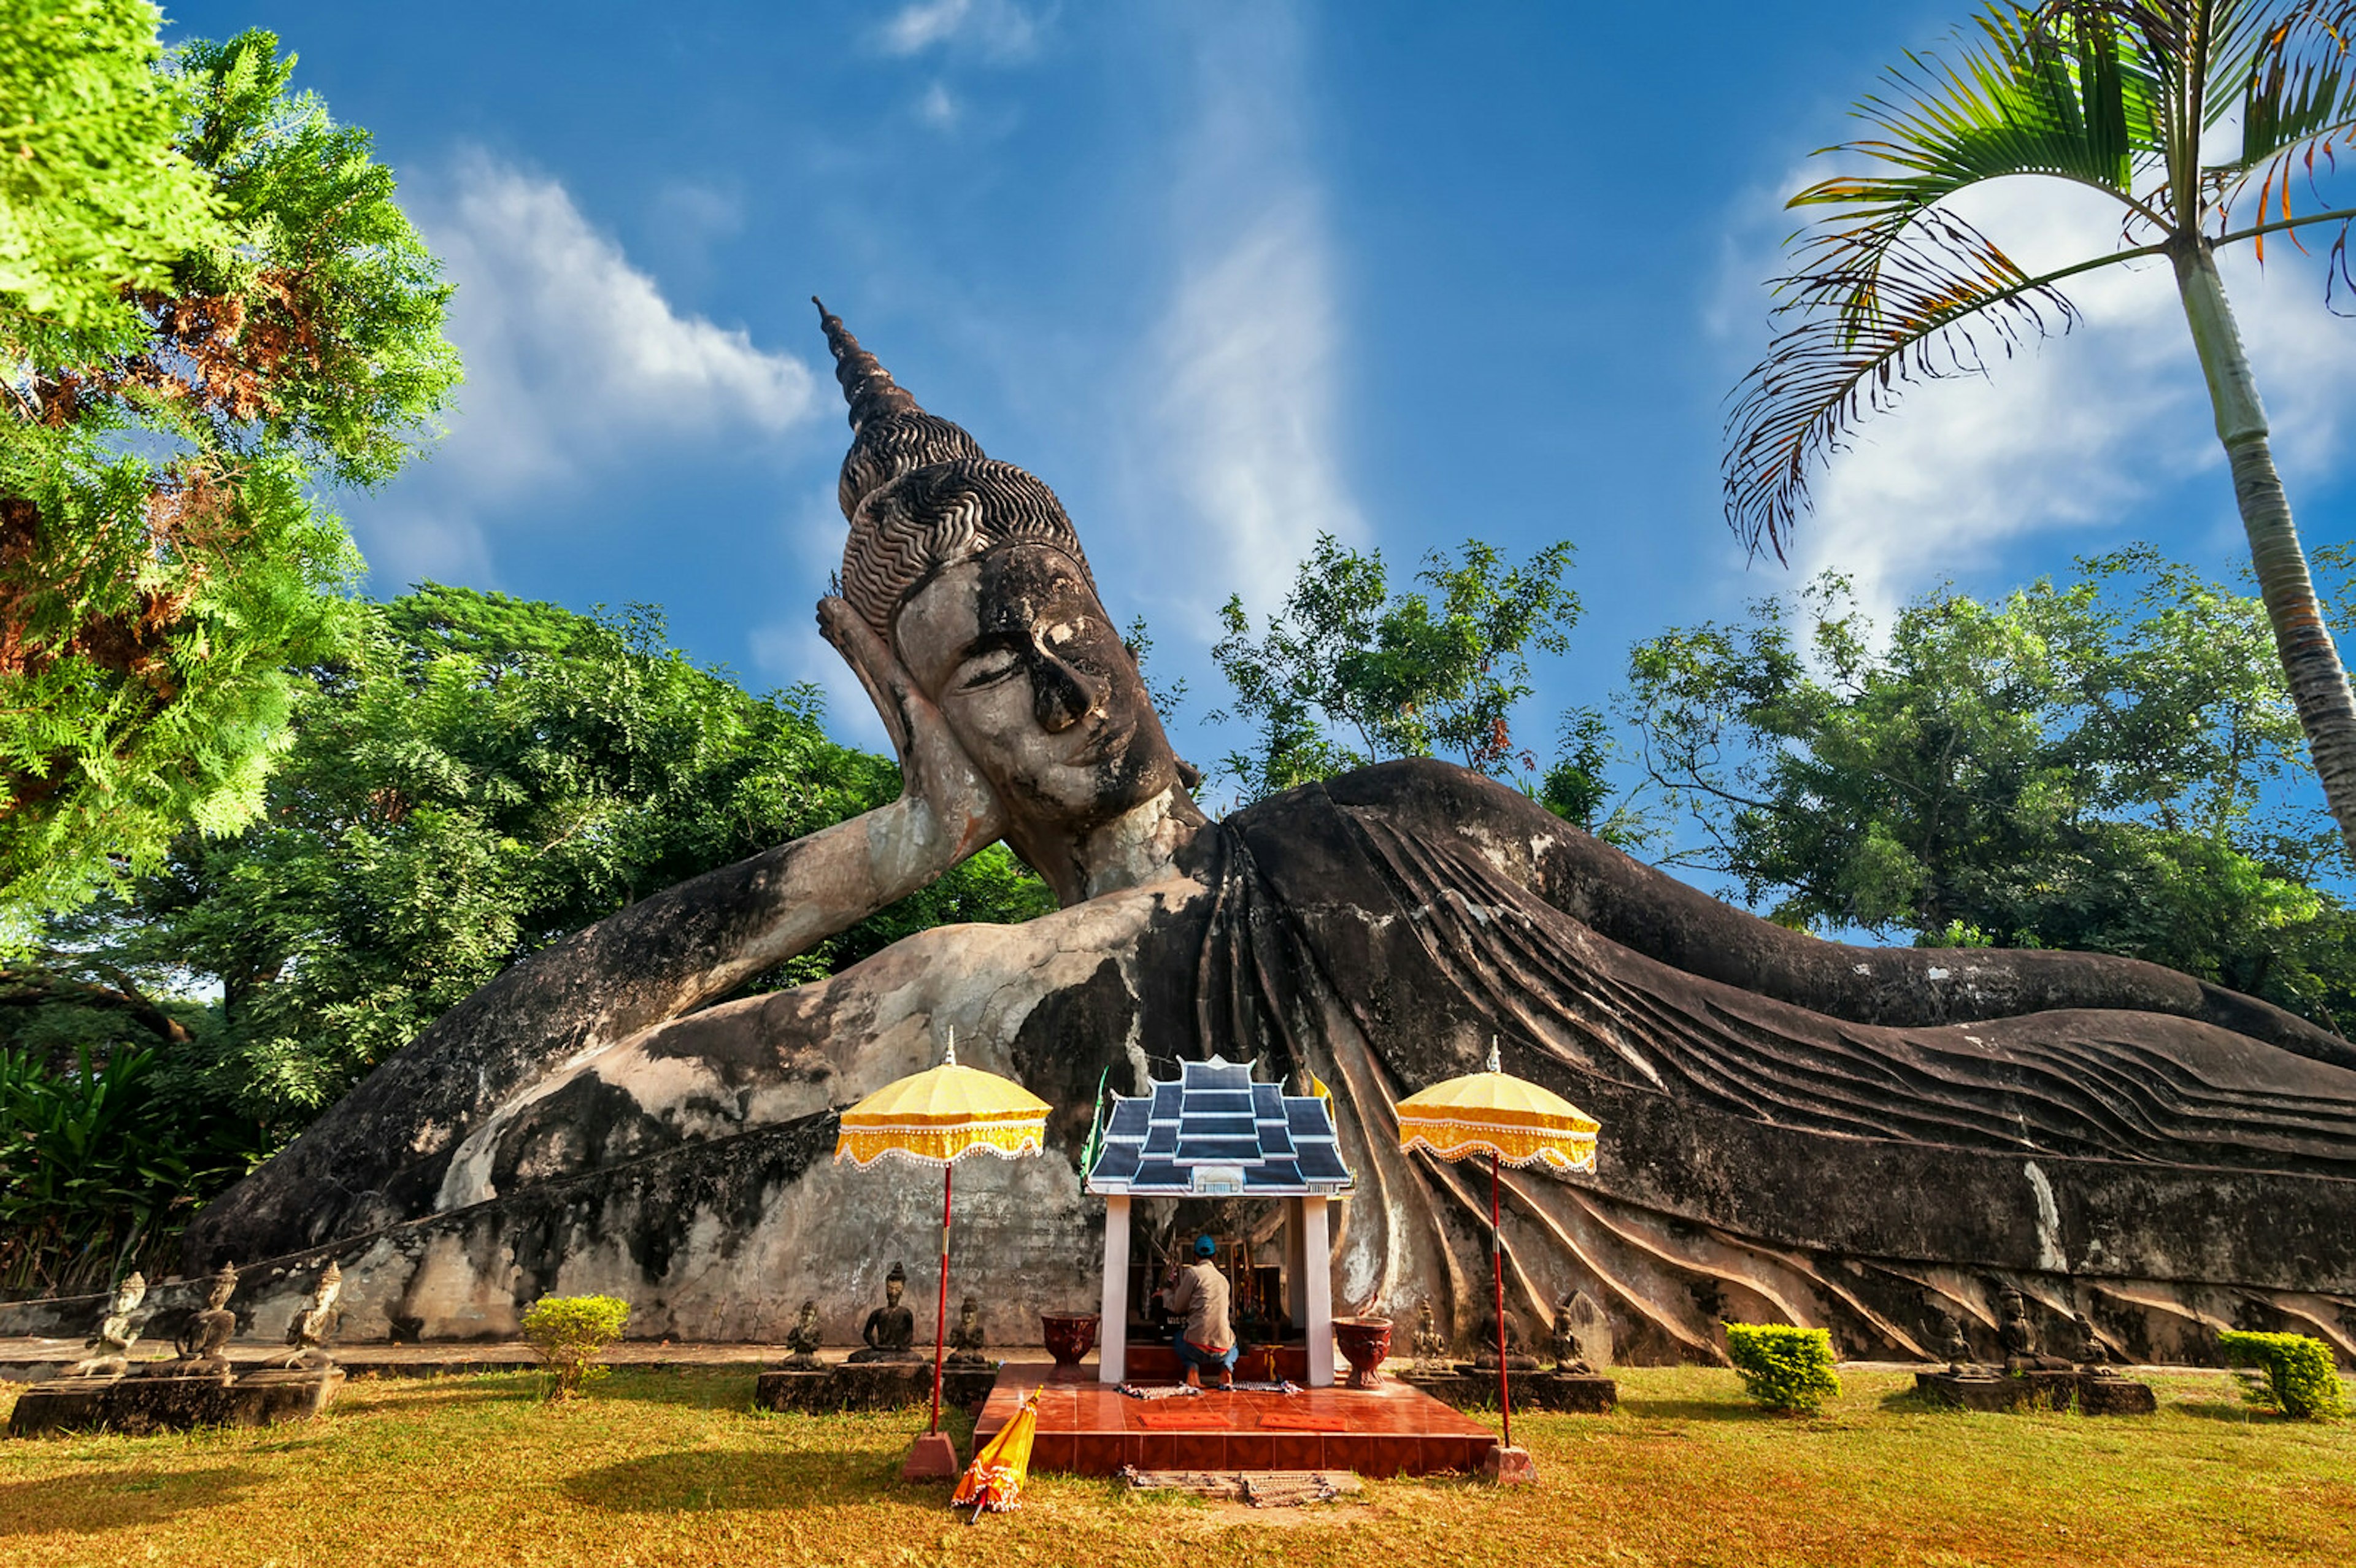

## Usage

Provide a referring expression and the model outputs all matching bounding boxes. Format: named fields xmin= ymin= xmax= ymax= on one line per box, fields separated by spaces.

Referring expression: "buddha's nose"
xmin=1033 ymin=651 xmax=1100 ymax=733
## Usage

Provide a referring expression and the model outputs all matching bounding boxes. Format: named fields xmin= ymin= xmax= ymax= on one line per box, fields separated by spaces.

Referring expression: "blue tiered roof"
xmin=1082 ymin=1055 xmax=1353 ymax=1197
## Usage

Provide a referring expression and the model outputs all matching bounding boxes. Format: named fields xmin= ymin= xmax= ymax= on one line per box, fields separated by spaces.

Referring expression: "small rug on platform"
xmin=1253 ymin=1411 xmax=1348 ymax=1432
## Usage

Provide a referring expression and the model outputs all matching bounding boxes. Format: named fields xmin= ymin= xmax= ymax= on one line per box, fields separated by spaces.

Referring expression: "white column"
xmin=1303 ymin=1195 xmax=1334 ymax=1388
xmin=1284 ymin=1196 xmax=1308 ymax=1334
xmin=1098 ymin=1195 xmax=1130 ymax=1385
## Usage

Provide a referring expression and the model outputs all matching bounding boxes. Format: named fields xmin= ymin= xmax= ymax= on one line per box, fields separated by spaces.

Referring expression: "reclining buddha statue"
xmin=179 ymin=303 xmax=2356 ymax=1366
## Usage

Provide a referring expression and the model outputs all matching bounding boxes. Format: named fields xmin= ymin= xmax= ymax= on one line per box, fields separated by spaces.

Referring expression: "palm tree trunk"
xmin=2172 ymin=240 xmax=2356 ymax=864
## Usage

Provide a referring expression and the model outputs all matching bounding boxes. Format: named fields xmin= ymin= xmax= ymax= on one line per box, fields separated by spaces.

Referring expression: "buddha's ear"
xmin=817 ymin=595 xmax=916 ymax=761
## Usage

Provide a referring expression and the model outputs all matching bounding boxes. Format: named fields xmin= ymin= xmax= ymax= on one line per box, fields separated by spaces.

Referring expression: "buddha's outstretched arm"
xmin=183 ymin=598 xmax=1004 ymax=1264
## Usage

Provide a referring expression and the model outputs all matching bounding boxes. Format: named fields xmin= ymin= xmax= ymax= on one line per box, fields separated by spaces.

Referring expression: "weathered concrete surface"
xmin=1397 ymin=1369 xmax=1620 ymax=1414
xmin=752 ymin=1362 xmax=997 ymax=1414
xmin=1913 ymin=1369 xmax=2155 ymax=1415
xmin=6 ymin=1367 xmax=342 ymax=1437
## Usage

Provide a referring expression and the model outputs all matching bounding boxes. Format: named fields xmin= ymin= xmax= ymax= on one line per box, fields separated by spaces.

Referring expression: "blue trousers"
xmin=1173 ymin=1337 xmax=1239 ymax=1376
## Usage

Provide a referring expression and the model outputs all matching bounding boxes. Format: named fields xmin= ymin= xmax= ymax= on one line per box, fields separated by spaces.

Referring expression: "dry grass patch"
xmin=1 ymin=1365 xmax=2350 ymax=1567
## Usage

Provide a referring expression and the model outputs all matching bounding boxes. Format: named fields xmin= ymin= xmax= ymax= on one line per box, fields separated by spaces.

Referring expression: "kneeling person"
xmin=1165 ymin=1235 xmax=1236 ymax=1389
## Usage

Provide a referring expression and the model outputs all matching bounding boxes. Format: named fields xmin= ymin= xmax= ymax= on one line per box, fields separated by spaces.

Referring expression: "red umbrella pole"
xmin=1493 ymin=1151 xmax=1511 ymax=1450
xmin=932 ymin=1161 xmax=951 ymax=1435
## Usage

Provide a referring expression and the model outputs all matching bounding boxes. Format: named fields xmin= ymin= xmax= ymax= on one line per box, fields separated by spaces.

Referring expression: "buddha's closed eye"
xmin=958 ymin=647 xmax=1023 ymax=689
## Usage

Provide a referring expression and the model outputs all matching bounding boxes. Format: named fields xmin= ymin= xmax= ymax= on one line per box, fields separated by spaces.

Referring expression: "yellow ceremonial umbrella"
xmin=1395 ymin=1037 xmax=1598 ymax=1455
xmin=951 ymin=1388 xmax=1041 ymax=1521
xmin=836 ymin=1030 xmax=1052 ymax=1445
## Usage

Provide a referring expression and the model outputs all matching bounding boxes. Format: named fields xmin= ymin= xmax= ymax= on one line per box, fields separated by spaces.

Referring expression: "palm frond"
xmin=2212 ymin=1 xmax=2356 ymax=254
xmin=1796 ymin=6 xmax=2166 ymax=260
xmin=1725 ymin=211 xmax=2125 ymax=561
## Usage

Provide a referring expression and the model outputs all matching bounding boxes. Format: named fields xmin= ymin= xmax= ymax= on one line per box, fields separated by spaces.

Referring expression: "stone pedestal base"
xmin=1479 ymin=1443 xmax=1538 ymax=1485
xmin=753 ymin=1361 xmax=998 ymax=1415
xmin=1914 ymin=1370 xmax=2154 ymax=1414
xmin=901 ymin=1431 xmax=961 ymax=1481
xmin=1397 ymin=1369 xmax=1619 ymax=1414
xmin=7 ymin=1366 xmax=344 ymax=1438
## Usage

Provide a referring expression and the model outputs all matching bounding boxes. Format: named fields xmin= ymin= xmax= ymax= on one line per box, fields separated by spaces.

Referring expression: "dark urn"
xmin=1040 ymin=1311 xmax=1100 ymax=1380
xmin=1334 ymin=1316 xmax=1394 ymax=1389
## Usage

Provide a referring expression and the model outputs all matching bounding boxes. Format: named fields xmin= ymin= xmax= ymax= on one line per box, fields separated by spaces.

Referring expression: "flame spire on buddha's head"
xmin=813 ymin=299 xmax=1095 ymax=641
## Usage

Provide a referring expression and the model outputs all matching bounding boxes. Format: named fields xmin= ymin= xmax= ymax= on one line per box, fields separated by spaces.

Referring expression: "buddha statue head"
xmin=884 ymin=1259 xmax=906 ymax=1309
xmin=813 ymin=301 xmax=1204 ymax=903
xmin=111 ymin=1271 xmax=147 ymax=1316
xmin=203 ymin=1261 xmax=238 ymax=1312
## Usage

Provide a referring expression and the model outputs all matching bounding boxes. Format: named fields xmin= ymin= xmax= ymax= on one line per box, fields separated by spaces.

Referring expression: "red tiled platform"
xmin=973 ymin=1366 xmax=1501 ymax=1478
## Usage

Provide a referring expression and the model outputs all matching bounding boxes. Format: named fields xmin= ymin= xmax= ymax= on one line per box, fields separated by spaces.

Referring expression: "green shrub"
xmin=2218 ymin=1331 xmax=2346 ymax=1420
xmin=520 ymin=1294 xmax=631 ymax=1401
xmin=1725 ymin=1322 xmax=1842 ymax=1413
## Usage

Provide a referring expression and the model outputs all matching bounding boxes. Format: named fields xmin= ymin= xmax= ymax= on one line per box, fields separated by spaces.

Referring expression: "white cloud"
xmin=917 ymin=82 xmax=960 ymax=129
xmin=877 ymin=0 xmax=1040 ymax=62
xmin=1134 ymin=2 xmax=1360 ymax=629
xmin=352 ymin=154 xmax=818 ymax=588
xmin=1717 ymin=169 xmax=2354 ymax=628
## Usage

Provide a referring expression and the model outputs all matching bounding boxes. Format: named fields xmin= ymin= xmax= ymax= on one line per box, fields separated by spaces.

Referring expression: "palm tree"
xmin=1726 ymin=2 xmax=2356 ymax=857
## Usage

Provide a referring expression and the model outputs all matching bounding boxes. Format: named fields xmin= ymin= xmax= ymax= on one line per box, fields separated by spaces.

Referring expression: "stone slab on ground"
xmin=1397 ymin=1368 xmax=1619 ymax=1413
xmin=753 ymin=1361 xmax=1000 ymax=1414
xmin=1120 ymin=1469 xmax=1364 ymax=1505
xmin=1914 ymin=1370 xmax=2155 ymax=1413
xmin=7 ymin=1367 xmax=343 ymax=1438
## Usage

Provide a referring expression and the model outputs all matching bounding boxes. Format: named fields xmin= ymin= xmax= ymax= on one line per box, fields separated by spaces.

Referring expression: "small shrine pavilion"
xmin=1082 ymin=1055 xmax=1353 ymax=1386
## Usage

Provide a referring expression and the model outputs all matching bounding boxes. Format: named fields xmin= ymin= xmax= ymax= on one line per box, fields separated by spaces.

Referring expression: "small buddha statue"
xmin=1410 ymin=1299 xmax=1450 ymax=1373
xmin=62 ymin=1272 xmax=147 ymax=1377
xmin=141 ymin=1262 xmax=239 ymax=1377
xmin=946 ymin=1294 xmax=988 ymax=1366
xmin=1549 ymin=1295 xmax=1594 ymax=1375
xmin=263 ymin=1261 xmax=342 ymax=1370
xmin=847 ymin=1261 xmax=920 ymax=1362
xmin=780 ymin=1299 xmax=825 ymax=1369
xmin=1998 ymin=1288 xmax=2073 ymax=1374
xmin=2071 ymin=1312 xmax=2118 ymax=1375
xmin=1469 ymin=1303 xmax=1541 ymax=1372
xmin=1936 ymin=1310 xmax=1977 ymax=1374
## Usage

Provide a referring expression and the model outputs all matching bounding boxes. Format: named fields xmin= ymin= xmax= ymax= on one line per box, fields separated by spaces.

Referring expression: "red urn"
xmin=1040 ymin=1312 xmax=1100 ymax=1381
xmin=1334 ymin=1316 xmax=1393 ymax=1389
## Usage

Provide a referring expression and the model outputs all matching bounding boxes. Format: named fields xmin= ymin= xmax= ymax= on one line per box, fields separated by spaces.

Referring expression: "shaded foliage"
xmin=1622 ymin=547 xmax=2356 ymax=1027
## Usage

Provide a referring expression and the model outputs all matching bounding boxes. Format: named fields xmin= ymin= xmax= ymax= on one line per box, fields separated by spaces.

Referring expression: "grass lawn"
xmin=2 ymin=1364 xmax=2351 ymax=1567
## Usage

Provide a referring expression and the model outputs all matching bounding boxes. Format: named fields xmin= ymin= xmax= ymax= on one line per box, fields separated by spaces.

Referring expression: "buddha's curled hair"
xmin=814 ymin=298 xmax=1095 ymax=640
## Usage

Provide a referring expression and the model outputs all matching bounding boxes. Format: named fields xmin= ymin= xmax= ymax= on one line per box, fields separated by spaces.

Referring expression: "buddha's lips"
xmin=1068 ymin=715 xmax=1133 ymax=766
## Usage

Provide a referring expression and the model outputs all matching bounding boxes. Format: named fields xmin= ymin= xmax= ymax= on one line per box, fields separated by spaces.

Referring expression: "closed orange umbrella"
xmin=951 ymin=1388 xmax=1041 ymax=1520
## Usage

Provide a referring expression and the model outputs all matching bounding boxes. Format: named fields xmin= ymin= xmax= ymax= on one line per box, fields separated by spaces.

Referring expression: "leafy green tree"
xmin=1725 ymin=2 xmax=2356 ymax=860
xmin=1 ymin=28 xmax=460 ymax=933
xmin=1623 ymin=548 xmax=2356 ymax=1026
xmin=1209 ymin=534 xmax=1585 ymax=799
xmin=0 ymin=0 xmax=226 ymax=329
xmin=71 ymin=585 xmax=1050 ymax=1137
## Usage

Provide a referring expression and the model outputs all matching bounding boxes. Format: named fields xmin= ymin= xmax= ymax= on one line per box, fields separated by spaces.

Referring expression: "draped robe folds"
xmin=137 ymin=761 xmax=2356 ymax=1366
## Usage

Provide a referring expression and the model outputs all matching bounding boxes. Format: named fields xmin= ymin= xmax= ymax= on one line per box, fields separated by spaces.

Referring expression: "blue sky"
xmin=164 ymin=0 xmax=2356 ymax=867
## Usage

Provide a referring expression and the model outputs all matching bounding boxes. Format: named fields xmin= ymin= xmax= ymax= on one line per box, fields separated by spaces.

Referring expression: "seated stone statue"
xmin=2071 ymin=1312 xmax=2118 ymax=1375
xmin=1469 ymin=1305 xmax=1541 ymax=1372
xmin=1410 ymin=1300 xmax=1450 ymax=1373
xmin=1549 ymin=1296 xmax=1595 ymax=1375
xmin=1935 ymin=1311 xmax=1981 ymax=1375
xmin=945 ymin=1294 xmax=988 ymax=1366
xmin=140 ymin=1263 xmax=237 ymax=1377
xmin=262 ymin=1261 xmax=342 ymax=1370
xmin=848 ymin=1263 xmax=919 ymax=1362
xmin=780 ymin=1300 xmax=825 ymax=1369
xmin=61 ymin=1272 xmax=147 ymax=1378
xmin=178 ymin=302 xmax=2356 ymax=1366
xmin=1998 ymin=1289 xmax=2074 ymax=1374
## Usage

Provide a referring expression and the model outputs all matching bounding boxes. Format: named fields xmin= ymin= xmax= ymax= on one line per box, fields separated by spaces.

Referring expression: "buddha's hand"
xmin=818 ymin=596 xmax=1009 ymax=860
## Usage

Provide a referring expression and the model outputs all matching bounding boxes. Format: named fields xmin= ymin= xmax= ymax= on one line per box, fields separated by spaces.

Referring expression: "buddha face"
xmin=885 ymin=1276 xmax=904 ymax=1308
xmin=894 ymin=545 xmax=1181 ymax=835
